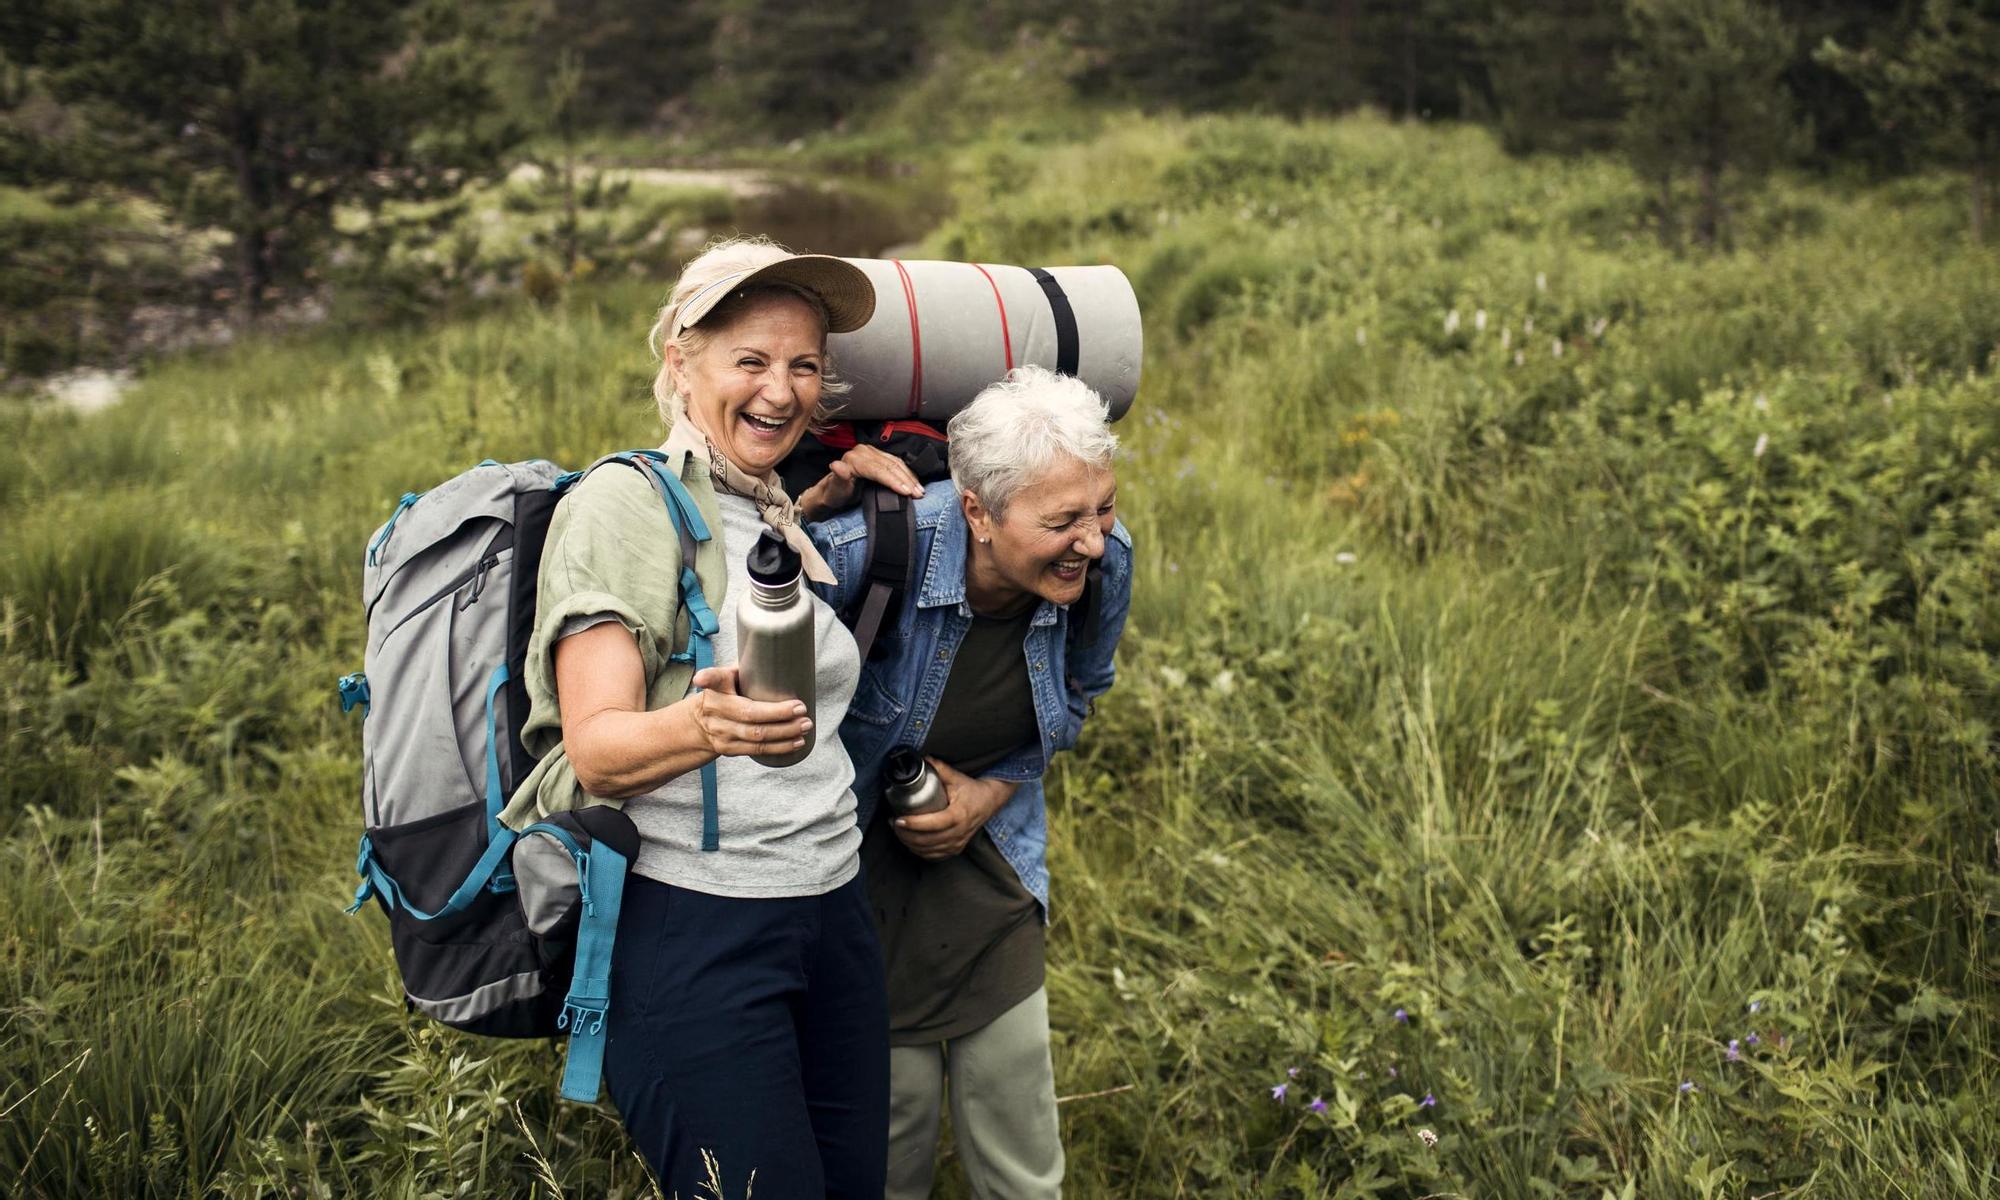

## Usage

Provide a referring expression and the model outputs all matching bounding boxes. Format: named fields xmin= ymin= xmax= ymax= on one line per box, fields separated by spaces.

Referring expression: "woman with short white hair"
xmin=809 ymin=364 xmax=1135 ymax=1198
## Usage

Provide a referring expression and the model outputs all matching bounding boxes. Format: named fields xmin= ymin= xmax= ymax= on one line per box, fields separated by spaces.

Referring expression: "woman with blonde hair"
xmin=512 ymin=237 xmax=922 ymax=1197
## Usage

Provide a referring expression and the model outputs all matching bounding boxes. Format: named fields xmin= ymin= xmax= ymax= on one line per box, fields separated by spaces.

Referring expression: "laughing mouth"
xmin=741 ymin=412 xmax=790 ymax=433
xmin=1053 ymin=557 xmax=1086 ymax=577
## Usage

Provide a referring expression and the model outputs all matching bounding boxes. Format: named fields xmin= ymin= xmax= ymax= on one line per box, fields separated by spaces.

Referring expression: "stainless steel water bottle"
xmin=736 ymin=528 xmax=816 ymax=768
xmin=882 ymin=749 xmax=948 ymax=816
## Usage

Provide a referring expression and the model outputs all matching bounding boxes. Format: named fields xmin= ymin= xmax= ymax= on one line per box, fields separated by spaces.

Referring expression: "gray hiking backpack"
xmin=339 ymin=452 xmax=720 ymax=1102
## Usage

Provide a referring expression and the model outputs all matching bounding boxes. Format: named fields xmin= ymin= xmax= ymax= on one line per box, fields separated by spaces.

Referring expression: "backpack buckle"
xmin=337 ymin=673 xmax=371 ymax=716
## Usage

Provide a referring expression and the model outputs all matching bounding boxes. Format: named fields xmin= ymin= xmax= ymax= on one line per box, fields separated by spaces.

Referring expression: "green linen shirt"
xmin=499 ymin=448 xmax=727 ymax=829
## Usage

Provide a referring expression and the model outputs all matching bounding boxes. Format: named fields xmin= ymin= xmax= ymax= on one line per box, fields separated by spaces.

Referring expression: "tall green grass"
xmin=2 ymin=110 xmax=1995 ymax=1197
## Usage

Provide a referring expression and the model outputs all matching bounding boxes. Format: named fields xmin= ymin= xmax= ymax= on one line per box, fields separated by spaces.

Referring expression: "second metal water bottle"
xmin=882 ymin=749 xmax=948 ymax=816
xmin=735 ymin=528 xmax=815 ymax=768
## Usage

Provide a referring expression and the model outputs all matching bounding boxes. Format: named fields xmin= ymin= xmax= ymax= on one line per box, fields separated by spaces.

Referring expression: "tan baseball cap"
xmin=672 ymin=254 xmax=876 ymax=336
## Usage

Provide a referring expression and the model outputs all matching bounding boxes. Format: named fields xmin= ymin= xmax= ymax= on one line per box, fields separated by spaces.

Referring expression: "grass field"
xmin=2 ymin=110 xmax=1996 ymax=1198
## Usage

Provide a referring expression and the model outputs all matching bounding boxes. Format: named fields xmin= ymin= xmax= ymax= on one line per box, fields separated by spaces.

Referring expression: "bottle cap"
xmin=885 ymin=748 xmax=924 ymax=786
xmin=747 ymin=527 xmax=801 ymax=586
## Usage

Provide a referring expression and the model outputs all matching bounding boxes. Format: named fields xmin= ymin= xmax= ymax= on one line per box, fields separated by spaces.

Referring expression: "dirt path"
xmin=506 ymin=163 xmax=780 ymax=197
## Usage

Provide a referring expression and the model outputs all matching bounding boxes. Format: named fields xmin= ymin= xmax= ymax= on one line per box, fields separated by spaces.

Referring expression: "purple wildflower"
xmin=1745 ymin=1032 xmax=1760 ymax=1047
xmin=1419 ymin=1092 xmax=1437 ymax=1108
xmin=1393 ymin=1007 xmax=1409 ymax=1024
xmin=1271 ymin=1083 xmax=1288 ymax=1102
xmin=1726 ymin=1039 xmax=1741 ymax=1062
xmin=1286 ymin=1067 xmax=1299 ymax=1079
xmin=1309 ymin=1096 xmax=1328 ymax=1114
xmin=1679 ymin=1080 xmax=1698 ymax=1094
xmin=1749 ymin=1000 xmax=1762 ymax=1014
xmin=1387 ymin=1065 xmax=1399 ymax=1079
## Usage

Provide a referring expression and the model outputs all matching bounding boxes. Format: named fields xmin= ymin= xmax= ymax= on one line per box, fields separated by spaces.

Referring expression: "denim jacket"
xmin=807 ymin=481 xmax=1132 ymax=911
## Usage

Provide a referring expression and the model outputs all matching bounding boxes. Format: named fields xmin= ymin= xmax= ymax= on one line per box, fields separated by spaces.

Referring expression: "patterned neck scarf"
xmin=662 ymin=405 xmax=836 ymax=585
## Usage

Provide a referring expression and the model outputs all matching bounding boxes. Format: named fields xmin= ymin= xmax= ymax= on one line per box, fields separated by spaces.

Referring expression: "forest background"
xmin=2 ymin=1 xmax=1997 ymax=1197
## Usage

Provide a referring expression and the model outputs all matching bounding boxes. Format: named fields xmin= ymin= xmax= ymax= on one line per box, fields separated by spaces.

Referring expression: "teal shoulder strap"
xmin=598 ymin=451 xmax=723 ymax=852
xmin=556 ymin=837 xmax=630 ymax=1102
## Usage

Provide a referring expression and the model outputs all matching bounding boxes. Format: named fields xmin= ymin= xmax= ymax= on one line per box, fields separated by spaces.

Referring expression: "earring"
xmin=978 ymin=537 xmax=990 ymax=544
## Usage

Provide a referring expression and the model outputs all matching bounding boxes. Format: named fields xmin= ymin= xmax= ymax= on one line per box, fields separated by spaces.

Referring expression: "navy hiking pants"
xmin=604 ymin=872 xmax=889 ymax=1199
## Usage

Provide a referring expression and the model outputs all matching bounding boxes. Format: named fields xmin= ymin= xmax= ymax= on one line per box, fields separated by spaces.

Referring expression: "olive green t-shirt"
xmin=862 ymin=603 xmax=1045 ymax=1044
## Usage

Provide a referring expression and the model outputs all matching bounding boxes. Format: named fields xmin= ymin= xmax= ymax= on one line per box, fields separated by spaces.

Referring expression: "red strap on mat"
xmin=892 ymin=259 xmax=923 ymax=417
xmin=972 ymin=263 xmax=1014 ymax=373
xmin=877 ymin=419 xmax=947 ymax=442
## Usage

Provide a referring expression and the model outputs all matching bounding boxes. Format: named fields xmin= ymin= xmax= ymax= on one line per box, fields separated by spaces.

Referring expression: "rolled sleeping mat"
xmin=827 ymin=260 xmax=1141 ymax=422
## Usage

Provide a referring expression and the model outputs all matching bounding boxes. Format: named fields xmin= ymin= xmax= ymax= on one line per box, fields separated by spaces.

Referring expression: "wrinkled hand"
xmin=686 ymin=666 xmax=812 ymax=759
xmin=891 ymin=759 xmax=1019 ymax=860
xmin=796 ymin=446 xmax=926 ymax=520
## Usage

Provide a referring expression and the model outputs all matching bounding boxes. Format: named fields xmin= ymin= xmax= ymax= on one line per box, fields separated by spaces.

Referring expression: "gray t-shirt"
xmin=560 ymin=493 xmax=862 ymax=897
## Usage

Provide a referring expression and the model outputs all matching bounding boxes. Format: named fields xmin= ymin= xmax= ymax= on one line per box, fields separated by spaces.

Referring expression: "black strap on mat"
xmin=850 ymin=485 xmax=915 ymax=661
xmin=1029 ymin=267 xmax=1080 ymax=377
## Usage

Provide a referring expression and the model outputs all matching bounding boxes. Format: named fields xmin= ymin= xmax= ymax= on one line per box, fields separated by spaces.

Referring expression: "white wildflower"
xmin=1753 ymin=392 xmax=1770 ymax=412
xmin=1514 ymin=351 xmax=1526 ymax=367
xmin=1536 ymin=271 xmax=1547 ymax=292
xmin=1591 ymin=316 xmax=1609 ymax=339
xmin=1753 ymin=433 xmax=1769 ymax=458
xmin=1501 ymin=327 xmax=1512 ymax=350
xmin=1160 ymin=666 xmax=1188 ymax=689
xmin=1334 ymin=551 xmax=1358 ymax=565
xmin=1552 ymin=338 xmax=1563 ymax=358
xmin=1474 ymin=308 xmax=1487 ymax=332
xmin=1524 ymin=315 xmax=1535 ymax=335
xmin=1444 ymin=309 xmax=1461 ymax=335
xmin=1419 ymin=1128 xmax=1439 ymax=1148
xmin=1211 ymin=669 xmax=1237 ymax=695
xmin=1356 ymin=327 xmax=1368 ymax=347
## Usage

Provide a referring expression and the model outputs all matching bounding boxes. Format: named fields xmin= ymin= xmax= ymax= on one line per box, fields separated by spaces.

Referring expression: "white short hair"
xmin=947 ymin=366 xmax=1118 ymax=517
xmin=646 ymin=236 xmax=850 ymax=426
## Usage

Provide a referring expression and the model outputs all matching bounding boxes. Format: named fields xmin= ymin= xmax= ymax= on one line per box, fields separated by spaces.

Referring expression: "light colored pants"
xmin=885 ymin=987 xmax=1064 ymax=1200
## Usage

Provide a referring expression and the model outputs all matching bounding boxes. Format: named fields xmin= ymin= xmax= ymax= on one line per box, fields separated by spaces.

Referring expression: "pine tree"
xmin=1616 ymin=0 xmax=1800 ymax=247
xmin=1820 ymin=0 xmax=2000 ymax=242
xmin=3 ymin=0 xmax=516 ymax=320
xmin=1075 ymin=0 xmax=1271 ymax=111
xmin=1470 ymin=0 xmax=1630 ymax=153
xmin=519 ymin=0 xmax=714 ymax=130
xmin=703 ymin=0 xmax=921 ymax=136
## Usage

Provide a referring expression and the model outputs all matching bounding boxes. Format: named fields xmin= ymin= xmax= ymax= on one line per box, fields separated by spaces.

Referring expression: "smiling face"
xmin=963 ymin=456 xmax=1118 ymax=612
xmin=665 ymin=291 xmax=827 ymax=476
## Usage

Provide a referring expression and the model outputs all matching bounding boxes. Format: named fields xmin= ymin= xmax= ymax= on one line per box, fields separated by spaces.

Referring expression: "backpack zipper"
xmin=379 ymin=551 xmax=502 ymax=644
